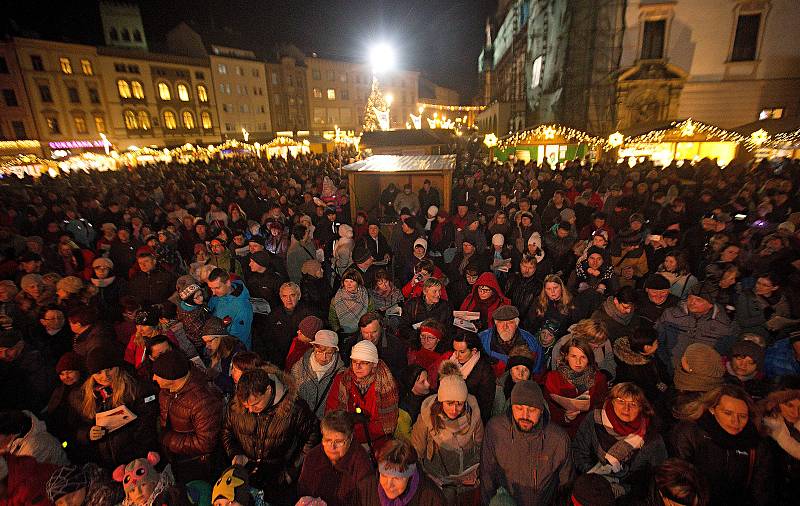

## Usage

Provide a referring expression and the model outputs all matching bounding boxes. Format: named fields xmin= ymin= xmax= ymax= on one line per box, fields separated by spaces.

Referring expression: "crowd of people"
xmin=0 ymin=148 xmax=799 ymax=506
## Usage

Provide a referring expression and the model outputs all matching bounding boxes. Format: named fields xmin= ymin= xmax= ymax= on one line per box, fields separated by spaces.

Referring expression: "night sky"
xmin=2 ymin=0 xmax=496 ymax=101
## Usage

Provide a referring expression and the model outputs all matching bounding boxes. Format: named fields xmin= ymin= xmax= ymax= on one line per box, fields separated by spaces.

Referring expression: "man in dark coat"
xmin=504 ymin=255 xmax=543 ymax=321
xmin=265 ymin=282 xmax=315 ymax=368
xmin=398 ymin=279 xmax=452 ymax=344
xmin=636 ymin=274 xmax=679 ymax=327
xmin=125 ymin=252 xmax=177 ymax=307
xmin=341 ymin=312 xmax=407 ymax=375
xmin=223 ymin=366 xmax=320 ymax=504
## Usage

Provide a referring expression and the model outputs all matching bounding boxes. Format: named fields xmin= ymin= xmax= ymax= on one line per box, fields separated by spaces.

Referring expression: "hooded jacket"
xmin=480 ymin=407 xmax=573 ymax=505
xmin=460 ymin=272 xmax=511 ymax=331
xmin=208 ymin=279 xmax=253 ymax=349
xmin=222 ymin=364 xmax=320 ymax=489
xmin=5 ymin=411 xmax=69 ymax=466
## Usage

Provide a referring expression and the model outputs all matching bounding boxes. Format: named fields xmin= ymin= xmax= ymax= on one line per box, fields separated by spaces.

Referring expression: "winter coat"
xmin=208 ymin=279 xmax=253 ymax=349
xmin=572 ymin=412 xmax=667 ymax=496
xmin=764 ymin=336 xmax=800 ymax=379
xmin=287 ymin=238 xmax=317 ymax=283
xmin=410 ymin=394 xmax=483 ymax=492
xmin=735 ymin=289 xmax=791 ymax=338
xmin=91 ymin=276 xmax=127 ymax=322
xmin=481 ymin=411 xmax=574 ymax=506
xmin=0 ymin=344 xmax=54 ymax=412
xmin=299 ymin=273 xmax=334 ymax=315
xmin=504 ymin=273 xmax=542 ymax=321
xmin=636 ymin=290 xmax=679 ymax=328
xmin=297 ymin=441 xmax=373 ymax=506
xmin=245 ymin=269 xmax=285 ymax=312
xmin=479 ymin=327 xmax=546 ymax=376
xmin=0 ymin=454 xmax=58 ymax=506
xmin=157 ymin=368 xmax=224 ymax=480
xmin=355 ymin=471 xmax=446 ymax=506
xmin=222 ymin=365 xmax=320 ymax=490
xmin=73 ymin=322 xmax=119 ymax=360
xmin=399 ymin=297 xmax=452 ymax=344
xmin=590 ymin=297 xmax=640 ymax=344
xmin=125 ymin=267 xmax=177 ymax=307
xmin=208 ymin=249 xmax=243 ymax=276
xmin=71 ymin=374 xmax=159 ymax=468
xmin=265 ymin=303 xmax=316 ymax=368
xmin=176 ymin=302 xmax=211 ymax=354
xmin=290 ymin=349 xmax=346 ymax=418
xmin=460 ymin=272 xmax=511 ymax=332
xmin=544 ymin=369 xmax=608 ymax=437
xmin=656 ymin=301 xmax=739 ymax=371
xmin=5 ymin=411 xmax=68 ymax=466
xmin=461 ymin=355 xmax=498 ymax=426
xmin=670 ymin=415 xmax=773 ymax=506
xmin=612 ymin=337 xmax=671 ymax=407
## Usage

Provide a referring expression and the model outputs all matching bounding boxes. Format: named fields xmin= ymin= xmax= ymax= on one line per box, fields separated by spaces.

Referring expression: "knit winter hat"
xmin=731 ymin=340 xmax=765 ymax=371
xmin=20 ymin=273 xmax=44 ymax=291
xmin=201 ymin=316 xmax=227 ymax=337
xmin=571 ymin=473 xmax=615 ymax=506
xmin=85 ymin=346 xmax=121 ymax=375
xmin=56 ymin=351 xmax=84 ymax=373
xmin=492 ymin=233 xmax=505 ymax=246
xmin=298 ymin=316 xmax=324 ymax=340
xmin=510 ymin=380 xmax=545 ymax=409
xmin=249 ymin=250 xmax=271 ymax=268
xmin=152 ymin=350 xmax=190 ymax=380
xmin=413 ymin=237 xmax=428 ymax=251
xmin=560 ymin=208 xmax=576 ymax=222
xmin=506 ymin=346 xmax=536 ymax=372
xmin=350 ymin=340 xmax=379 ymax=364
xmin=92 ymin=257 xmax=114 ymax=269
xmin=56 ymin=276 xmax=83 ymax=295
xmin=674 ymin=343 xmax=724 ymax=392
xmin=438 ymin=371 xmax=468 ymax=403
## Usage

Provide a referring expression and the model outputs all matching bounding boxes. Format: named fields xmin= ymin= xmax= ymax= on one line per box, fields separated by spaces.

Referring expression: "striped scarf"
xmin=335 ymin=361 xmax=399 ymax=436
xmin=332 ymin=285 xmax=370 ymax=334
xmin=591 ymin=402 xmax=647 ymax=473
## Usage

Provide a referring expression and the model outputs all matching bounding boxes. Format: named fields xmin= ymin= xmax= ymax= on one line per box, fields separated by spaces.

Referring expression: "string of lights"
xmin=497 ymin=124 xmax=606 ymax=149
xmin=416 ymin=102 xmax=486 ymax=112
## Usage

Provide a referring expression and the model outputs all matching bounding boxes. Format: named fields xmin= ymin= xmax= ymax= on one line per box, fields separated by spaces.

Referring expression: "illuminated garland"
xmin=416 ymin=102 xmax=486 ymax=112
xmin=497 ymin=124 xmax=605 ymax=149
xmin=771 ymin=128 xmax=800 ymax=149
xmin=624 ymin=119 xmax=744 ymax=145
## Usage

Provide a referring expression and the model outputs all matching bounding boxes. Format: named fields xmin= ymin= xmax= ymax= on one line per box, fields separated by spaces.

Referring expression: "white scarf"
xmin=453 ymin=351 xmax=481 ymax=379
xmin=310 ymin=353 xmax=336 ymax=381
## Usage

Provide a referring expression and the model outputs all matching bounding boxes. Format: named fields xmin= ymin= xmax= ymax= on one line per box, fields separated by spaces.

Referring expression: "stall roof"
xmin=342 ymin=154 xmax=455 ymax=173
xmin=621 ymin=118 xmax=742 ymax=143
xmin=359 ymin=129 xmax=455 ymax=148
xmin=732 ymin=117 xmax=800 ymax=136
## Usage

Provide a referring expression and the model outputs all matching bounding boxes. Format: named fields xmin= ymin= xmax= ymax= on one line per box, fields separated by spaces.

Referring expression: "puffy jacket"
xmin=656 ymin=301 xmax=739 ymax=372
xmin=735 ymin=289 xmax=791 ymax=338
xmin=158 ymin=368 xmax=224 ymax=465
xmin=5 ymin=411 xmax=68 ymax=466
xmin=126 ymin=267 xmax=177 ymax=307
xmin=479 ymin=327 xmax=545 ymax=376
xmin=222 ymin=365 xmax=320 ymax=489
xmin=208 ymin=280 xmax=253 ymax=349
xmin=764 ymin=337 xmax=800 ymax=379
xmin=290 ymin=349 xmax=346 ymax=419
xmin=670 ymin=415 xmax=773 ymax=506
xmin=73 ymin=323 xmax=119 ymax=360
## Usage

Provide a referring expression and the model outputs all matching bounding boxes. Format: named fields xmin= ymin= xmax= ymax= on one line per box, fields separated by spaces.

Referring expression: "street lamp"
xmin=369 ymin=42 xmax=396 ymax=75
xmin=385 ymin=93 xmax=394 ymax=107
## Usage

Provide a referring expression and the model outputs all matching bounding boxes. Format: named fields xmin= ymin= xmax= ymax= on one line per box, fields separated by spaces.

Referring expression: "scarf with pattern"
xmin=332 ymin=285 xmax=370 ymax=334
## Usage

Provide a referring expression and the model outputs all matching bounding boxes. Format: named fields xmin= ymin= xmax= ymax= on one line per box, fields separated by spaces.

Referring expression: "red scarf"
xmin=603 ymin=401 xmax=647 ymax=437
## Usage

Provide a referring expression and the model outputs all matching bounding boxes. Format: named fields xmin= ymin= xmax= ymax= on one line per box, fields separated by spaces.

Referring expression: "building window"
xmin=67 ymin=86 xmax=80 ymax=103
xmin=59 ymin=58 xmax=72 ymax=74
xmin=0 ymin=57 xmax=7 ymax=74
xmin=88 ymin=88 xmax=100 ymax=103
xmin=218 ymin=63 xmax=227 ymax=74
xmin=114 ymin=63 xmax=126 ymax=72
xmin=31 ymin=55 xmax=44 ymax=71
xmin=118 ymin=80 xmax=131 ymax=98
xmin=133 ymin=30 xmax=142 ymax=42
xmin=138 ymin=111 xmax=150 ymax=130
xmin=340 ymin=89 xmax=349 ymax=100
xmin=313 ymin=88 xmax=322 ymax=99
xmin=759 ymin=107 xmax=784 ymax=120
xmin=327 ymin=70 xmax=335 ymax=81
xmin=731 ymin=14 xmax=760 ymax=61
xmin=110 ymin=27 xmax=118 ymax=41
xmin=121 ymin=29 xmax=131 ymax=42
xmin=312 ymin=69 xmax=321 ymax=80
xmin=46 ymin=117 xmax=60 ymax=134
xmin=158 ymin=82 xmax=171 ymax=100
xmin=73 ymin=115 xmax=87 ymax=134
xmin=531 ymin=55 xmax=543 ymax=88
xmin=81 ymin=59 xmax=93 ymax=75
xmin=240 ymin=104 xmax=249 ymax=113
xmin=39 ymin=85 xmax=53 ymax=102
xmin=128 ymin=65 xmax=140 ymax=74
xmin=197 ymin=85 xmax=208 ymax=102
xmin=12 ymin=121 xmax=26 ymax=139
xmin=131 ymin=81 xmax=144 ymax=99
xmin=201 ymin=111 xmax=212 ymax=129
xmin=124 ymin=110 xmax=138 ymax=130
xmin=182 ymin=111 xmax=195 ymax=129
xmin=163 ymin=111 xmax=177 ymax=129
xmin=327 ymin=89 xmax=336 ymax=100
xmin=195 ymin=71 xmax=205 ymax=79
xmin=2 ymin=89 xmax=18 ymax=107
xmin=177 ymin=84 xmax=190 ymax=101
xmin=94 ymin=115 xmax=106 ymax=133
xmin=271 ymin=72 xmax=279 ymax=85
xmin=252 ymin=68 xmax=259 ymax=77
xmin=641 ymin=19 xmax=666 ymax=59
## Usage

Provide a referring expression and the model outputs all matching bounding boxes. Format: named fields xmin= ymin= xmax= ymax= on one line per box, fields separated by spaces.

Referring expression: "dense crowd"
xmin=0 ymin=149 xmax=799 ymax=506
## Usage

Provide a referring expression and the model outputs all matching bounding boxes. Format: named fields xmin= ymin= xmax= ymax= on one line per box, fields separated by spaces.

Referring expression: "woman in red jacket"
xmin=459 ymin=272 xmax=511 ymax=332
xmin=545 ymin=337 xmax=608 ymax=437
xmin=406 ymin=319 xmax=451 ymax=390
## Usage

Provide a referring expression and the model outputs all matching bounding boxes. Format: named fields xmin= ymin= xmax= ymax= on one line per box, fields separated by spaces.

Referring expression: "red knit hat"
xmin=56 ymin=351 xmax=83 ymax=373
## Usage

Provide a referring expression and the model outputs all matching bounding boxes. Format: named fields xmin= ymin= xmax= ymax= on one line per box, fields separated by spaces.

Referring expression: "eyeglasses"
xmin=313 ymin=347 xmax=336 ymax=357
xmin=420 ymin=334 xmax=439 ymax=342
xmin=322 ymin=437 xmax=351 ymax=448
xmin=477 ymin=286 xmax=492 ymax=293
xmin=612 ymin=398 xmax=641 ymax=409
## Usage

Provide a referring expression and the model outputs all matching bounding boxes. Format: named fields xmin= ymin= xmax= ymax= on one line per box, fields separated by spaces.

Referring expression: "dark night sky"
xmin=2 ymin=0 xmax=496 ymax=101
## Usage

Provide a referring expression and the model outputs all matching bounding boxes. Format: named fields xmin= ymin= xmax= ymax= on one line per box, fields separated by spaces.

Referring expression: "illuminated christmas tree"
xmin=362 ymin=77 xmax=388 ymax=132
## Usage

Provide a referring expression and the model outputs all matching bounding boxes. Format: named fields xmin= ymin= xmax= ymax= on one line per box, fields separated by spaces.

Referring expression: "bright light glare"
xmin=369 ymin=43 xmax=396 ymax=74
xmin=385 ymin=93 xmax=394 ymax=106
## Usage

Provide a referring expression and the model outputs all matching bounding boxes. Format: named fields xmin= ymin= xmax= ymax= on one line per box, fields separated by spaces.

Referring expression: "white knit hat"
xmin=311 ymin=329 xmax=339 ymax=350
xmin=427 ymin=205 xmax=439 ymax=217
xmin=438 ymin=374 xmax=468 ymax=402
xmin=351 ymin=340 xmax=379 ymax=363
xmin=413 ymin=237 xmax=428 ymax=251
xmin=492 ymin=233 xmax=505 ymax=246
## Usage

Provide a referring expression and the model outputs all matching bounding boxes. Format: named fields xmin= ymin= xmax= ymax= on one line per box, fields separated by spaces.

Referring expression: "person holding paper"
xmin=544 ymin=338 xmax=608 ymax=437
xmin=410 ymin=362 xmax=483 ymax=504
xmin=72 ymin=346 xmax=158 ymax=469
xmin=459 ymin=272 xmax=511 ymax=333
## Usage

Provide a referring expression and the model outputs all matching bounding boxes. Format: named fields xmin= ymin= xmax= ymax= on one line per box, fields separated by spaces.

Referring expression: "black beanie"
xmin=570 ymin=473 xmax=615 ymax=506
xmin=152 ymin=350 xmax=190 ymax=380
xmin=85 ymin=346 xmax=121 ymax=375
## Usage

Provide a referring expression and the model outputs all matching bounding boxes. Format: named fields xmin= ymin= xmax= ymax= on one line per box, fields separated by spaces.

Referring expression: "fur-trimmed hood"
xmin=612 ymin=336 xmax=651 ymax=366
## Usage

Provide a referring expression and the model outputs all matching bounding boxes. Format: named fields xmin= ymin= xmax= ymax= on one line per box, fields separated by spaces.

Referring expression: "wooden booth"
xmin=495 ymin=124 xmax=605 ymax=164
xmin=342 ymin=154 xmax=455 ymax=221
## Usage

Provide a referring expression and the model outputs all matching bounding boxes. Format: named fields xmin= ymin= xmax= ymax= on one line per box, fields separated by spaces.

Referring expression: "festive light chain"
xmin=497 ymin=124 xmax=606 ymax=149
xmin=416 ymin=102 xmax=486 ymax=112
xmin=624 ymin=119 xmax=744 ymax=145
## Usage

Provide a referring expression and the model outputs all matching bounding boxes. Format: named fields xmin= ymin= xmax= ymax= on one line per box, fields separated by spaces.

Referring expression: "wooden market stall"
xmin=617 ymin=118 xmax=743 ymax=166
xmin=265 ymin=136 xmax=310 ymax=158
xmin=733 ymin=117 xmax=800 ymax=160
xmin=342 ymin=154 xmax=455 ymax=221
xmin=495 ymin=124 xmax=605 ymax=164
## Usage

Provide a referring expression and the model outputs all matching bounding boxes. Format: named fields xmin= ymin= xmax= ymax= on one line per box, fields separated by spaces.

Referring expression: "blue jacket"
xmin=479 ymin=327 xmax=545 ymax=375
xmin=209 ymin=280 xmax=253 ymax=349
xmin=764 ymin=337 xmax=800 ymax=379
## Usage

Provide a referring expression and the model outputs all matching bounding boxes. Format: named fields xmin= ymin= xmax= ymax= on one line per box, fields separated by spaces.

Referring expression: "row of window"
xmin=36 ymin=83 xmax=101 ymax=105
xmin=217 ymin=64 xmax=260 ymax=78
xmin=124 ymin=109 xmax=213 ymax=131
xmin=43 ymin=113 xmax=106 ymax=135
xmin=220 ymin=103 xmax=267 ymax=114
xmin=310 ymin=69 xmax=389 ymax=86
xmin=218 ymin=83 xmax=264 ymax=96
xmin=117 ymin=80 xmax=209 ymax=103
xmin=108 ymin=27 xmax=143 ymax=44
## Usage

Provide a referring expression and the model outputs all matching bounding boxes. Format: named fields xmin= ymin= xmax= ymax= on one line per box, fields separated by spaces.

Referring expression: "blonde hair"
xmin=568 ymin=319 xmax=608 ymax=345
xmin=533 ymin=274 xmax=574 ymax=317
xmin=607 ymin=382 xmax=654 ymax=419
xmin=674 ymin=384 xmax=753 ymax=422
xmin=79 ymin=367 xmax=140 ymax=420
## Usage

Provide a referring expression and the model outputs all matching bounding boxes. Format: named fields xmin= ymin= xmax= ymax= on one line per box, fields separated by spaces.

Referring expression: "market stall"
xmin=341 ymin=154 xmax=455 ymax=221
xmin=733 ymin=117 xmax=800 ymax=160
xmin=495 ymin=124 xmax=605 ymax=164
xmin=615 ymin=118 xmax=743 ymax=166
xmin=0 ymin=154 xmax=58 ymax=178
xmin=265 ymin=136 xmax=310 ymax=158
